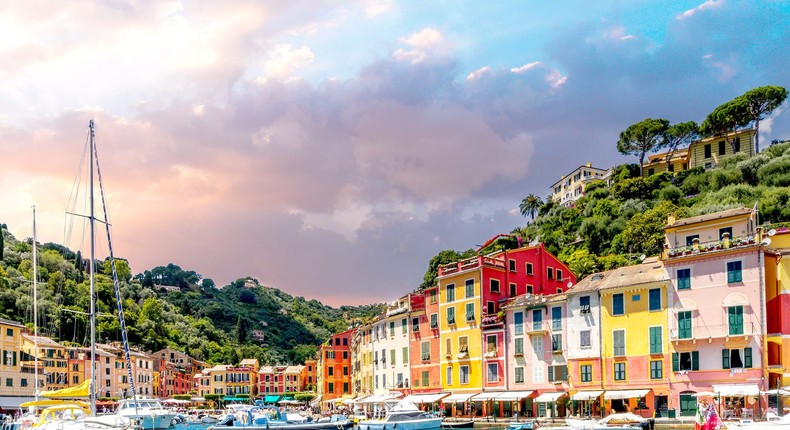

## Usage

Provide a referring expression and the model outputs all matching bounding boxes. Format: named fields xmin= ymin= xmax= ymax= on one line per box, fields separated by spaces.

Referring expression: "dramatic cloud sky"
xmin=1 ymin=0 xmax=788 ymax=306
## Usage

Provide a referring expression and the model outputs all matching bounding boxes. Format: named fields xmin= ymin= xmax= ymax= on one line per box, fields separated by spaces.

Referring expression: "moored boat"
xmin=357 ymin=401 xmax=443 ymax=430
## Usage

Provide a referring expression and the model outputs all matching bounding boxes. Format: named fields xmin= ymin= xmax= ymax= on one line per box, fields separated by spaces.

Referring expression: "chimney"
xmin=586 ymin=162 xmax=592 ymax=167
xmin=667 ymin=214 xmax=676 ymax=226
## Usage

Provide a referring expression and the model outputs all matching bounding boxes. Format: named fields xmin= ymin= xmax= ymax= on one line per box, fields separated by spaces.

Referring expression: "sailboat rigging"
xmin=32 ymin=206 xmax=39 ymax=402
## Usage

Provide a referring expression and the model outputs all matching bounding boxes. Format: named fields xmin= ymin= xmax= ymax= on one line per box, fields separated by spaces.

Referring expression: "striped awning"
xmin=496 ymin=391 xmax=535 ymax=401
xmin=534 ymin=392 xmax=566 ymax=402
xmin=472 ymin=392 xmax=505 ymax=401
xmin=603 ymin=390 xmax=650 ymax=400
xmin=442 ymin=393 xmax=477 ymax=403
xmin=403 ymin=393 xmax=450 ymax=403
xmin=571 ymin=390 xmax=603 ymax=400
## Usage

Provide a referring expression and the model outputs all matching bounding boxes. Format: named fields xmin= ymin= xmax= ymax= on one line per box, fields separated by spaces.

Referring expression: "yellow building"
xmin=207 ymin=364 xmax=229 ymax=396
xmin=1 ymin=318 xmax=40 ymax=403
xmin=224 ymin=358 xmax=259 ymax=397
xmin=21 ymin=334 xmax=68 ymax=391
xmin=688 ymin=128 xmax=756 ymax=170
xmin=642 ymin=148 xmax=689 ymax=177
xmin=597 ymin=259 xmax=671 ymax=417
xmin=438 ymin=268 xmax=483 ymax=398
xmin=764 ymin=228 xmax=790 ymax=391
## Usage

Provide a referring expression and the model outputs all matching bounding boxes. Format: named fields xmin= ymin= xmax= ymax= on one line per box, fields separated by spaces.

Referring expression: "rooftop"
xmin=567 ymin=258 xmax=667 ymax=294
xmin=666 ymin=207 xmax=752 ymax=229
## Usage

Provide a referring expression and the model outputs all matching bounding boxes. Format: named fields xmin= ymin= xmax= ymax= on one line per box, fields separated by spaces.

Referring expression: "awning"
xmin=403 ymin=393 xmax=450 ymax=403
xmin=263 ymin=395 xmax=281 ymax=403
xmin=472 ymin=392 xmax=505 ymax=401
xmin=713 ymin=384 xmax=760 ymax=396
xmin=604 ymin=390 xmax=650 ymax=400
xmin=722 ymin=293 xmax=750 ymax=307
xmin=442 ymin=393 xmax=478 ymax=403
xmin=497 ymin=391 xmax=535 ymax=401
xmin=571 ymin=390 xmax=604 ymax=400
xmin=534 ymin=392 xmax=566 ymax=402
xmin=360 ymin=393 xmax=401 ymax=403
xmin=309 ymin=395 xmax=322 ymax=406
xmin=223 ymin=396 xmax=249 ymax=401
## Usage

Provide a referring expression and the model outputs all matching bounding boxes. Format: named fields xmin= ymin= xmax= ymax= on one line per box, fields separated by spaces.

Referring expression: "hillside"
xmin=0 ymin=237 xmax=383 ymax=365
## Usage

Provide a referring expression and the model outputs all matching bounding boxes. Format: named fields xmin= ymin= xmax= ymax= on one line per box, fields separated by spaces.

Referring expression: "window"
xmin=613 ymin=330 xmax=625 ymax=356
xmin=515 ymin=367 xmax=524 ymax=383
xmin=487 ymin=301 xmax=495 ymax=315
xmin=718 ymin=140 xmax=726 ymax=156
xmin=632 ymin=294 xmax=640 ymax=301
xmin=421 ymin=371 xmax=429 ymax=387
xmin=390 ymin=349 xmax=396 ymax=365
xmin=552 ymin=334 xmax=562 ymax=352
xmin=5 ymin=328 xmax=12 ymax=336
xmin=580 ymin=364 xmax=592 ymax=382
xmin=722 ymin=347 xmax=752 ymax=369
xmin=719 ymin=227 xmax=733 ymax=240
xmin=327 ymin=367 xmax=334 ymax=376
xmin=514 ymin=338 xmax=524 ymax=355
xmin=389 ymin=321 xmax=395 ymax=337
xmin=527 ymin=285 xmax=533 ymax=294
xmin=704 ymin=144 xmax=712 ymax=158
xmin=557 ymin=269 xmax=563 ymax=281
xmin=526 ymin=263 xmax=534 ymax=275
xmin=430 ymin=313 xmax=438 ymax=328
xmin=552 ymin=306 xmax=562 ymax=330
xmin=727 ymin=261 xmax=743 ymax=283
xmin=401 ymin=318 xmax=407 ymax=333
xmin=460 ymin=366 xmax=470 ymax=384
xmin=465 ymin=279 xmax=474 ymax=298
xmin=532 ymin=309 xmax=543 ymax=330
xmin=579 ymin=296 xmax=591 ymax=314
xmin=649 ymin=288 xmax=661 ymax=311
xmin=459 ymin=336 xmax=469 ymax=353
xmin=580 ymin=330 xmax=591 ymax=348
xmin=486 ymin=335 xmax=497 ymax=353
xmin=677 ymin=269 xmax=691 ymax=290
xmin=5 ymin=378 xmax=11 ymax=387
xmin=678 ymin=311 xmax=692 ymax=339
xmin=547 ymin=267 xmax=554 ymax=279
xmin=686 ymin=234 xmax=699 ymax=246
xmin=445 ymin=338 xmax=452 ymax=357
xmin=446 ymin=284 xmax=455 ymax=302
xmin=490 ymin=279 xmax=500 ymax=293
xmin=648 ymin=168 xmax=655 ymax=176
xmin=465 ymin=303 xmax=475 ymax=321
xmin=614 ymin=362 xmax=626 ymax=380
xmin=447 ymin=307 xmax=456 ymax=324
xmin=532 ymin=365 xmax=544 ymax=383
xmin=649 ymin=326 xmax=662 ymax=354
xmin=547 ymin=365 xmax=568 ymax=382
xmin=612 ymin=293 xmax=624 ymax=316
xmin=509 ymin=260 xmax=517 ymax=272
xmin=412 ymin=317 xmax=419 ymax=332
xmin=429 ymin=289 xmax=437 ymax=304
xmin=672 ymin=351 xmax=699 ymax=371
xmin=514 ymin=312 xmax=524 ymax=334
xmin=487 ymin=363 xmax=498 ymax=382
xmin=509 ymin=283 xmax=517 ymax=297
xmin=668 ymin=164 xmax=675 ymax=172
xmin=728 ymin=306 xmax=744 ymax=335
xmin=532 ymin=336 xmax=543 ymax=357
xmin=650 ymin=360 xmax=663 ymax=379
xmin=734 ymin=137 xmax=741 ymax=152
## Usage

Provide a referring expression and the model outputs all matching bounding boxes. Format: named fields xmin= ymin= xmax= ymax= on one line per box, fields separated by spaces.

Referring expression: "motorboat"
xmin=98 ymin=398 xmax=177 ymax=430
xmin=357 ymin=401 xmax=443 ymax=430
xmin=537 ymin=413 xmax=652 ymax=430
xmin=727 ymin=413 xmax=790 ymax=430
xmin=209 ymin=406 xmax=352 ymax=430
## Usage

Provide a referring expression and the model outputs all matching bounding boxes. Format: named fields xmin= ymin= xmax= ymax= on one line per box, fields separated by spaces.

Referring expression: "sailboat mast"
xmin=32 ymin=206 xmax=39 ymax=401
xmin=89 ymin=119 xmax=97 ymax=416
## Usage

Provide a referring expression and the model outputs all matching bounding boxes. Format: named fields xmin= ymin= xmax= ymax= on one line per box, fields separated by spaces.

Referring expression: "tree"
xmin=0 ymin=226 xmax=4 ymax=260
xmin=236 ymin=316 xmax=248 ymax=344
xmin=659 ymin=121 xmax=698 ymax=170
xmin=519 ymin=194 xmax=543 ymax=220
xmin=738 ymin=86 xmax=788 ymax=153
xmin=617 ymin=118 xmax=670 ymax=176
xmin=700 ymin=99 xmax=750 ymax=152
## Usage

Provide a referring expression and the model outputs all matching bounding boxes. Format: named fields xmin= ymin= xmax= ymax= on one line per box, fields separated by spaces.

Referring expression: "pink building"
xmin=663 ymin=208 xmax=766 ymax=419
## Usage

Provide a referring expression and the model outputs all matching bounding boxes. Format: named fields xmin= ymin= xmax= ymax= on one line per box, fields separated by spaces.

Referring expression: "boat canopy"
xmin=40 ymin=380 xmax=91 ymax=398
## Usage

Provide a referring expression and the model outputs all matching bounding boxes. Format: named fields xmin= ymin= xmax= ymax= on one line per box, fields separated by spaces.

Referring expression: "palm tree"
xmin=519 ymin=194 xmax=543 ymax=220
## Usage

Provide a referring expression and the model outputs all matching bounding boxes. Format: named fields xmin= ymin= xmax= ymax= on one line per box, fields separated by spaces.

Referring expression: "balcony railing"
xmin=481 ymin=314 xmax=504 ymax=328
xmin=664 ymin=234 xmax=759 ymax=260
xmin=669 ymin=321 xmax=757 ymax=340
xmin=438 ymin=255 xmax=506 ymax=276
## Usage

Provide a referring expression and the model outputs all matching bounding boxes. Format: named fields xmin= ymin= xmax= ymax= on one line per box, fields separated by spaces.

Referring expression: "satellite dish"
xmin=768 ymin=229 xmax=777 ymax=237
xmin=762 ymin=238 xmax=772 ymax=246
xmin=639 ymin=254 xmax=646 ymax=261
xmin=567 ymin=281 xmax=573 ymax=288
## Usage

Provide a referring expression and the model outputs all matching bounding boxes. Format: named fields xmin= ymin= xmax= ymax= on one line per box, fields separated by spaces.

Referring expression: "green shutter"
xmin=561 ymin=365 xmax=568 ymax=381
xmin=744 ymin=347 xmax=752 ymax=368
xmin=722 ymin=349 xmax=730 ymax=369
xmin=692 ymin=351 xmax=699 ymax=370
xmin=548 ymin=367 xmax=554 ymax=382
xmin=672 ymin=353 xmax=679 ymax=371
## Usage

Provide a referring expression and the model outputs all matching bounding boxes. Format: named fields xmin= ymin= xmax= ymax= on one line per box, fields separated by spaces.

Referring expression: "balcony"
xmin=481 ymin=314 xmax=504 ymax=329
xmin=438 ymin=255 xmax=506 ymax=276
xmin=669 ymin=322 xmax=757 ymax=342
xmin=664 ymin=234 xmax=759 ymax=260
xmin=528 ymin=322 xmax=547 ymax=335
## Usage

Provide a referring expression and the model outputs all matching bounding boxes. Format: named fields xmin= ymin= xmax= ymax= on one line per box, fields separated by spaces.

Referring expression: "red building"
xmin=318 ymin=328 xmax=354 ymax=403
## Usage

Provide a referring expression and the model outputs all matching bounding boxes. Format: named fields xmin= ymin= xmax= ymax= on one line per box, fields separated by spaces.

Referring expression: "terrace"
xmin=438 ymin=255 xmax=506 ymax=276
xmin=669 ymin=321 xmax=758 ymax=342
xmin=663 ymin=233 xmax=760 ymax=260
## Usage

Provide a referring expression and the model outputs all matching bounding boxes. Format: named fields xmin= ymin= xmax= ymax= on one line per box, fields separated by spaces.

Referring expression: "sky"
xmin=1 ymin=0 xmax=788 ymax=307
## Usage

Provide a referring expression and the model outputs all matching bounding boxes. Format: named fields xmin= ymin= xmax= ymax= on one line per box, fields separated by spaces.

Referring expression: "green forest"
xmin=1 ymin=85 xmax=788 ymax=366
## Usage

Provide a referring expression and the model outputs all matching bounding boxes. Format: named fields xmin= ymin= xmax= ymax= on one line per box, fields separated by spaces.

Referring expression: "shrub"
xmin=736 ymin=154 xmax=770 ymax=186
xmin=674 ymin=166 xmax=705 ymax=187
xmin=765 ymin=141 xmax=790 ymax=158
xmin=759 ymin=187 xmax=790 ymax=224
xmin=758 ymin=155 xmax=790 ymax=187
xmin=681 ymin=171 xmax=710 ymax=195
xmin=612 ymin=177 xmax=651 ymax=201
xmin=719 ymin=153 xmax=749 ymax=169
xmin=709 ymin=168 xmax=743 ymax=191
xmin=619 ymin=199 xmax=649 ymax=219
xmin=658 ymin=185 xmax=684 ymax=204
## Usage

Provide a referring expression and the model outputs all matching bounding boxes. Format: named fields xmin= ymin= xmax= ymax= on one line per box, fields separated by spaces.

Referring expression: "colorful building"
xmin=550 ymin=163 xmax=612 ymax=207
xmin=317 ymin=328 xmax=353 ymax=405
xmin=663 ymin=207 xmax=766 ymax=419
xmin=407 ymin=285 xmax=445 ymax=407
xmin=0 ymin=318 xmax=38 ymax=408
xmin=688 ymin=129 xmax=756 ymax=170
xmin=763 ymin=228 xmax=790 ymax=393
xmin=21 ymin=334 xmax=68 ymax=391
xmin=597 ymin=259 xmax=671 ymax=418
xmin=642 ymin=148 xmax=690 ymax=177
